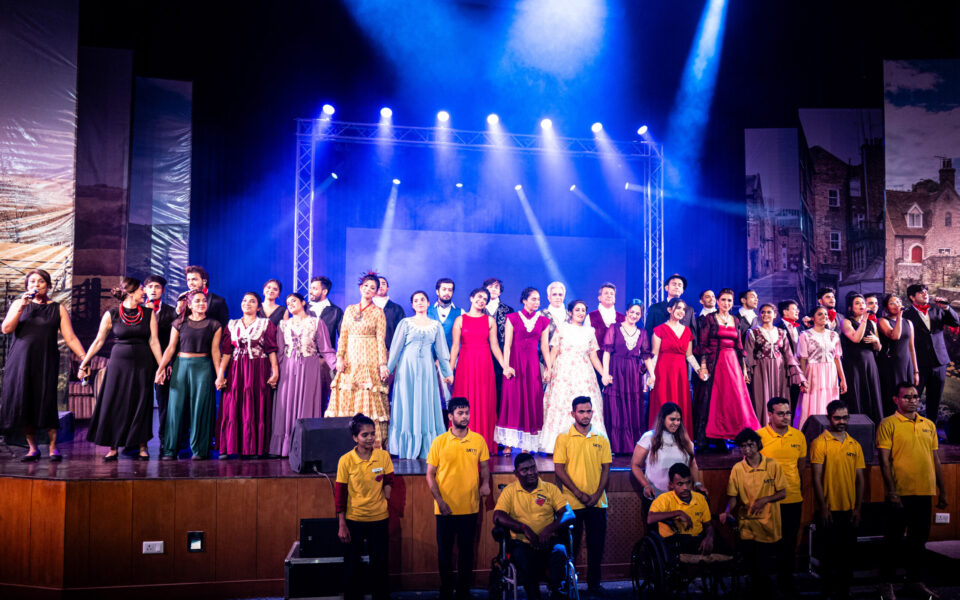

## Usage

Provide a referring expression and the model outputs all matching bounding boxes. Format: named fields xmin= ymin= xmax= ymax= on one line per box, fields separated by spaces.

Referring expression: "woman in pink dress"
xmin=697 ymin=288 xmax=759 ymax=441
xmin=495 ymin=287 xmax=551 ymax=452
xmin=647 ymin=298 xmax=699 ymax=434
xmin=450 ymin=287 xmax=511 ymax=454
xmin=794 ymin=306 xmax=847 ymax=429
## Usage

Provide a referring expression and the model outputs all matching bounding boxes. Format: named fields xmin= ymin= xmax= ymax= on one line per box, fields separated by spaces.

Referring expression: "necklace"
xmin=716 ymin=313 xmax=733 ymax=327
xmin=119 ymin=305 xmax=143 ymax=326
xmin=354 ymin=301 xmax=372 ymax=322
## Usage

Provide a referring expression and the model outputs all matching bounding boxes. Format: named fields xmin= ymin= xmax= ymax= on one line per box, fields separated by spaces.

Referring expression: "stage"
xmin=1 ymin=422 xmax=959 ymax=600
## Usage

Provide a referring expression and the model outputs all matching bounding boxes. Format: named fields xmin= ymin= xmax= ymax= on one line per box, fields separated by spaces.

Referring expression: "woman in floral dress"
xmin=794 ymin=306 xmax=847 ymax=429
xmin=744 ymin=303 xmax=806 ymax=424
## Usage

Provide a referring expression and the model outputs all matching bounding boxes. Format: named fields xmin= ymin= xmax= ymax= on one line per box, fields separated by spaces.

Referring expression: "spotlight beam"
xmin=514 ymin=186 xmax=565 ymax=284
xmin=373 ymin=182 xmax=400 ymax=272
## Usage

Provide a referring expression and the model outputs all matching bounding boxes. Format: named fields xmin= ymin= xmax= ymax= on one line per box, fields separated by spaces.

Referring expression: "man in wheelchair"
xmin=646 ymin=463 xmax=715 ymax=556
xmin=494 ymin=452 xmax=576 ymax=600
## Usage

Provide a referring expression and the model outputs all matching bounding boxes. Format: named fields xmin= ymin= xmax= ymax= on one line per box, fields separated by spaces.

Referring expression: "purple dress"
xmin=269 ymin=316 xmax=336 ymax=456
xmin=217 ymin=318 xmax=279 ymax=456
xmin=494 ymin=311 xmax=549 ymax=452
xmin=602 ymin=325 xmax=652 ymax=454
xmin=743 ymin=326 xmax=805 ymax=425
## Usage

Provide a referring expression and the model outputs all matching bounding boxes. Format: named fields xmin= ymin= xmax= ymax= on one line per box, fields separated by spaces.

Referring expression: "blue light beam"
xmin=514 ymin=186 xmax=566 ymax=284
xmin=373 ymin=181 xmax=400 ymax=272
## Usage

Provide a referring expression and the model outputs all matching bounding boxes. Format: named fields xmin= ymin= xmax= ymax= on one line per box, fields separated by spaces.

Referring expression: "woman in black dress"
xmin=840 ymin=293 xmax=883 ymax=423
xmin=1 ymin=269 xmax=86 ymax=461
xmin=80 ymin=278 xmax=164 ymax=460
xmin=877 ymin=293 xmax=919 ymax=417
xmin=258 ymin=278 xmax=287 ymax=326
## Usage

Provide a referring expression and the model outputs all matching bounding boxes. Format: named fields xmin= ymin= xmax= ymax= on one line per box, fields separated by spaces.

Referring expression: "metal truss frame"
xmin=293 ymin=119 xmax=664 ymax=306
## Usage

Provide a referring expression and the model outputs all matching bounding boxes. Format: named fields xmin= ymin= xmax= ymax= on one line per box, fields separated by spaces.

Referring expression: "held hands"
xmin=267 ymin=369 xmax=279 ymax=389
xmin=503 ymin=366 xmax=516 ymax=379
xmin=645 ymin=374 xmax=656 ymax=391
xmin=379 ymin=365 xmax=390 ymax=381
xmin=601 ymin=373 xmax=613 ymax=386
xmin=698 ymin=367 xmax=710 ymax=381
xmin=336 ymin=357 xmax=346 ymax=372
xmin=799 ymin=381 xmax=808 ymax=393
xmin=744 ymin=372 xmax=751 ymax=385
xmin=77 ymin=364 xmax=90 ymax=380
xmin=215 ymin=375 xmax=227 ymax=390
xmin=154 ymin=368 xmax=167 ymax=385
xmin=443 ymin=375 xmax=454 ymax=386
xmin=542 ymin=367 xmax=552 ymax=382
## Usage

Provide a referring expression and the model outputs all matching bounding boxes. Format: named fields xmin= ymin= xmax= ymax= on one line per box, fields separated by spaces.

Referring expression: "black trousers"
xmin=820 ymin=510 xmax=856 ymax=599
xmin=776 ymin=501 xmax=802 ymax=592
xmin=882 ymin=496 xmax=932 ymax=583
xmin=739 ymin=539 xmax=776 ymax=600
xmin=436 ymin=514 xmax=478 ymax=600
xmin=344 ymin=518 xmax=389 ymax=600
xmin=572 ymin=507 xmax=606 ymax=588
xmin=510 ymin=539 xmax=568 ymax=600
xmin=917 ymin=365 xmax=946 ymax=425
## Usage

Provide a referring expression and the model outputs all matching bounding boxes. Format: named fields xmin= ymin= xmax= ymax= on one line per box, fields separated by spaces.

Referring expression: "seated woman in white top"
xmin=631 ymin=401 xmax=703 ymax=498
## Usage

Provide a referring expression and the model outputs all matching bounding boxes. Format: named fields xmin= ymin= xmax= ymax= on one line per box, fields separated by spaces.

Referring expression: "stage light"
xmin=637 ymin=125 xmax=648 ymax=136
xmin=381 ymin=107 xmax=393 ymax=119
xmin=331 ymin=172 xmax=339 ymax=180
xmin=322 ymin=104 xmax=335 ymax=116
xmin=591 ymin=122 xmax=603 ymax=133
xmin=455 ymin=182 xmax=463 ymax=188
xmin=569 ymin=184 xmax=576 ymax=191
xmin=487 ymin=113 xmax=500 ymax=125
xmin=625 ymin=182 xmax=630 ymax=190
xmin=540 ymin=118 xmax=553 ymax=130
xmin=514 ymin=184 xmax=522 ymax=191
xmin=392 ymin=178 xmax=401 ymax=185
xmin=437 ymin=110 xmax=450 ymax=123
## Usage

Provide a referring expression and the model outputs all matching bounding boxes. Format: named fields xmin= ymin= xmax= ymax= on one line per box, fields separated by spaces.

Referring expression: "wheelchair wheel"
xmin=561 ymin=557 xmax=580 ymax=600
xmin=630 ymin=537 xmax=666 ymax=600
xmin=489 ymin=560 xmax=508 ymax=600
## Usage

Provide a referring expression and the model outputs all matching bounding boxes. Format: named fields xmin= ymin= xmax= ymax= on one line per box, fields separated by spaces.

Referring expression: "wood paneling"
xmin=87 ymin=480 xmax=133 ymax=586
xmin=173 ymin=478 xmax=217 ymax=582
xmin=296 ymin=474 xmax=335 ymax=520
xmin=256 ymin=478 xmax=298 ymax=579
xmin=131 ymin=479 xmax=176 ymax=584
xmin=28 ymin=480 xmax=65 ymax=587
xmin=63 ymin=480 xmax=90 ymax=587
xmin=0 ymin=478 xmax=32 ymax=583
xmin=215 ymin=478 xmax=258 ymax=581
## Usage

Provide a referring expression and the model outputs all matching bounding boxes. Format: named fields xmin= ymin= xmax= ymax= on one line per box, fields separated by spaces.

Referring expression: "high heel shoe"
xmin=103 ymin=452 xmax=119 ymax=462
xmin=21 ymin=450 xmax=40 ymax=463
xmin=49 ymin=449 xmax=63 ymax=462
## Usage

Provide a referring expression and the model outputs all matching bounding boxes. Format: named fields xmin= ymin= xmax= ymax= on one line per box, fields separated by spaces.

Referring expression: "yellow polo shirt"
xmin=757 ymin=425 xmax=806 ymax=504
xmin=876 ymin=411 xmax=939 ymax=496
xmin=726 ymin=456 xmax=787 ymax=543
xmin=553 ymin=426 xmax=613 ymax=510
xmin=494 ymin=478 xmax=568 ymax=543
xmin=649 ymin=490 xmax=712 ymax=538
xmin=336 ymin=448 xmax=393 ymax=522
xmin=427 ymin=429 xmax=490 ymax=515
xmin=810 ymin=430 xmax=865 ymax=511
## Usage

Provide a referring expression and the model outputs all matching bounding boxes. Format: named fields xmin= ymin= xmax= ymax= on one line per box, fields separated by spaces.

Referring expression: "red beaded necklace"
xmin=119 ymin=304 xmax=143 ymax=326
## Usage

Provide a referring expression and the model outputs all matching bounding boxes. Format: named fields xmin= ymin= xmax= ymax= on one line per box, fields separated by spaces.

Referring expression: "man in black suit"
xmin=775 ymin=299 xmax=804 ymax=411
xmin=308 ymin=275 xmax=343 ymax=348
xmin=737 ymin=289 xmax=759 ymax=343
xmin=484 ymin=277 xmax=514 ymax=417
xmin=375 ymin=275 xmax=407 ymax=350
xmin=144 ymin=275 xmax=184 ymax=450
xmin=803 ymin=287 xmax=844 ymax=333
xmin=645 ymin=274 xmax=694 ymax=338
xmin=903 ymin=283 xmax=960 ymax=427
xmin=181 ymin=265 xmax=230 ymax=328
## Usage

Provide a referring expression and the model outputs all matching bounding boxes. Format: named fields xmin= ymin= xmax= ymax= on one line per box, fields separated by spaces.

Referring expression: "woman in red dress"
xmin=647 ymin=298 xmax=699 ymax=433
xmin=449 ymin=288 xmax=512 ymax=453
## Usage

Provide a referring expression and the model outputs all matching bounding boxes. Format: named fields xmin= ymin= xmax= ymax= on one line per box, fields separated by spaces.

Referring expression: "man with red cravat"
xmin=902 ymin=283 xmax=960 ymax=428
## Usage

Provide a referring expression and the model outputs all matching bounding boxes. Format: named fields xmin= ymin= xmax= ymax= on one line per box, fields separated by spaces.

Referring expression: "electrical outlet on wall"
xmin=935 ymin=513 xmax=950 ymax=524
xmin=142 ymin=541 xmax=165 ymax=554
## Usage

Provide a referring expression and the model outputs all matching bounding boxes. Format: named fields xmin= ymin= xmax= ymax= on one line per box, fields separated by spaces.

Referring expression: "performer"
xmin=143 ymin=275 xmax=181 ymax=450
xmin=336 ymin=414 xmax=393 ymax=600
xmin=744 ymin=304 xmax=806 ymax=424
xmin=258 ymin=278 xmax=287 ymax=326
xmin=540 ymin=280 xmax=568 ymax=344
xmin=840 ymin=293 xmax=883 ymax=424
xmin=483 ymin=277 xmax=514 ymax=416
xmin=877 ymin=293 xmax=919 ymax=417
xmin=794 ymin=307 xmax=846 ymax=429
xmin=877 ymin=383 xmax=947 ymax=600
xmin=698 ymin=289 xmax=759 ymax=443
xmin=647 ymin=463 xmax=715 ymax=553
xmin=495 ymin=287 xmax=551 ymax=452
xmin=810 ymin=400 xmax=865 ymax=600
xmin=693 ymin=289 xmax=717 ymax=340
xmin=601 ymin=299 xmax=653 ymax=453
xmin=428 ymin=278 xmax=462 ymax=352
xmin=449 ymin=288 xmax=510 ymax=454
xmin=155 ymin=290 xmax=223 ymax=460
xmin=326 ymin=273 xmax=390 ymax=446
xmin=374 ymin=275 xmax=407 ymax=350
xmin=632 ymin=402 xmax=702 ymax=498
xmin=182 ymin=265 xmax=229 ymax=327
xmin=902 ymin=283 xmax=960 ymax=425
xmin=82 ymin=278 xmax=164 ymax=460
xmin=774 ymin=299 xmax=804 ymax=412
xmin=308 ymin=275 xmax=343 ymax=347
xmin=426 ymin=398 xmax=491 ymax=600
xmin=757 ymin=397 xmax=807 ymax=596
xmin=1 ymin=269 xmax=86 ymax=462
xmin=587 ymin=282 xmax=625 ymax=351
xmin=270 ymin=293 xmax=336 ymax=457
xmin=493 ymin=452 xmax=575 ymax=600
xmin=553 ymin=396 xmax=612 ymax=597
xmin=540 ymin=300 xmax=609 ymax=454
xmin=647 ymin=298 xmax=698 ymax=435
xmin=803 ymin=287 xmax=844 ymax=332
xmin=387 ymin=291 xmax=455 ymax=460
xmin=737 ymin=289 xmax=759 ymax=342
xmin=645 ymin=274 xmax=694 ymax=337
xmin=865 ymin=292 xmax=881 ymax=316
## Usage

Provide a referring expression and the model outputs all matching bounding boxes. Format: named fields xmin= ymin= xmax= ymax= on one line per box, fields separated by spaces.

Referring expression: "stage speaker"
xmin=288 ymin=417 xmax=354 ymax=473
xmin=801 ymin=414 xmax=875 ymax=462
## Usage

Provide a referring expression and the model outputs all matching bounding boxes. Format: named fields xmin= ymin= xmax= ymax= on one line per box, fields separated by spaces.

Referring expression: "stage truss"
xmin=293 ymin=119 xmax=665 ymax=307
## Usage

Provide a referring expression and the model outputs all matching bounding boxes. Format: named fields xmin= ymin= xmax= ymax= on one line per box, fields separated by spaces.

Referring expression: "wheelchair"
xmin=488 ymin=524 xmax=580 ymax=600
xmin=630 ymin=522 xmax=742 ymax=600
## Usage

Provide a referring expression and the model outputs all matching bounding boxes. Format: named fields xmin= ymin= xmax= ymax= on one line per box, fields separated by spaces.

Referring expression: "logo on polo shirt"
xmin=790 ymin=443 xmax=801 ymax=449
xmin=592 ymin=442 xmax=603 ymax=449
xmin=764 ymin=477 xmax=776 ymax=485
xmin=536 ymin=494 xmax=547 ymax=506
xmin=846 ymin=451 xmax=857 ymax=458
xmin=465 ymin=448 xmax=478 ymax=454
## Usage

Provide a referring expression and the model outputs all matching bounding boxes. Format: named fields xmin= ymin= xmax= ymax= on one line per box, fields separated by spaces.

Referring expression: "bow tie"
xmin=782 ymin=318 xmax=800 ymax=328
xmin=914 ymin=303 xmax=930 ymax=315
xmin=866 ymin=313 xmax=877 ymax=323
xmin=827 ymin=309 xmax=837 ymax=321
xmin=148 ymin=299 xmax=161 ymax=312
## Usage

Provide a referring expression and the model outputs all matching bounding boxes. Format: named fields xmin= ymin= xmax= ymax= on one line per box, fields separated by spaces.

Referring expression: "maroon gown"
xmin=217 ymin=318 xmax=278 ymax=456
xmin=494 ymin=311 xmax=550 ymax=452
xmin=452 ymin=314 xmax=498 ymax=453
xmin=602 ymin=324 xmax=652 ymax=453
xmin=649 ymin=323 xmax=694 ymax=434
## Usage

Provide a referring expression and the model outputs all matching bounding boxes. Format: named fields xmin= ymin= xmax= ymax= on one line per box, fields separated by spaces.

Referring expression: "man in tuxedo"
xmin=737 ymin=289 xmax=759 ymax=343
xmin=181 ymin=265 xmax=230 ymax=328
xmin=144 ymin=275 xmax=183 ymax=450
xmin=308 ymin=276 xmax=343 ymax=347
xmin=775 ymin=300 xmax=804 ymax=411
xmin=865 ymin=293 xmax=881 ymax=317
xmin=374 ymin=276 xmax=407 ymax=350
xmin=903 ymin=284 xmax=960 ymax=427
xmin=804 ymin=287 xmax=844 ymax=332
xmin=645 ymin=274 xmax=694 ymax=338
xmin=427 ymin=278 xmax=462 ymax=351
xmin=483 ymin=277 xmax=514 ymax=416
xmin=587 ymin=282 xmax=625 ymax=350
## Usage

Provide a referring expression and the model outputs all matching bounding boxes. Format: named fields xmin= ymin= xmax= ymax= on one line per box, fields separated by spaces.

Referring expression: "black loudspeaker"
xmin=801 ymin=414 xmax=875 ymax=462
xmin=288 ymin=417 xmax=355 ymax=473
